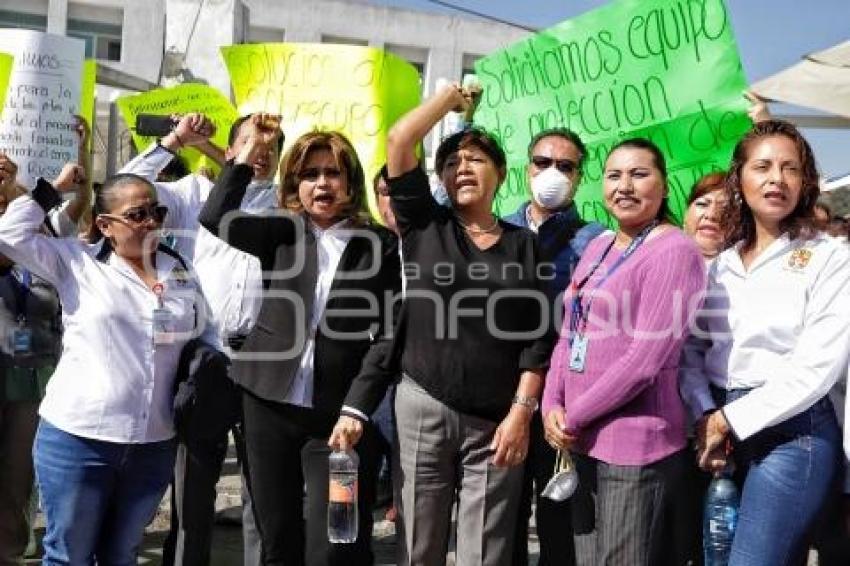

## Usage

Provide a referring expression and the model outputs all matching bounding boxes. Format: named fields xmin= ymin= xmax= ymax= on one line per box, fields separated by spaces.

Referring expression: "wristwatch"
xmin=512 ymin=394 xmax=539 ymax=412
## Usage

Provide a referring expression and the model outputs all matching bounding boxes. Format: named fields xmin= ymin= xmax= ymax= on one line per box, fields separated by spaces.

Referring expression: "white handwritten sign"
xmin=0 ymin=30 xmax=84 ymax=187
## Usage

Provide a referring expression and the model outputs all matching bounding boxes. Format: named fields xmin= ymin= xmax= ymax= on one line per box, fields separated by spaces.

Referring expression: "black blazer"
xmin=198 ymin=163 xmax=400 ymax=418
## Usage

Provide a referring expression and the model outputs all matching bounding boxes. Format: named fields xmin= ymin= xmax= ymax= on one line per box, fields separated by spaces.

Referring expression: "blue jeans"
xmin=34 ymin=419 xmax=176 ymax=565
xmin=721 ymin=390 xmax=841 ymax=566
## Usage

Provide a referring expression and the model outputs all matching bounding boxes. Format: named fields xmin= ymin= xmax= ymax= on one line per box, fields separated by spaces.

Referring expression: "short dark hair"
xmin=435 ymin=126 xmax=506 ymax=176
xmin=228 ymin=114 xmax=285 ymax=153
xmin=606 ymin=137 xmax=670 ymax=221
xmin=527 ymin=128 xmax=587 ymax=172
xmin=373 ymin=165 xmax=389 ymax=196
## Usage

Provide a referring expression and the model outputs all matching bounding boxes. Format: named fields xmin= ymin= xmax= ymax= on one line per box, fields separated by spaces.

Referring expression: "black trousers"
xmin=512 ymin=412 xmax=576 ymax=566
xmin=241 ymin=391 xmax=380 ymax=566
xmin=161 ymin=400 xmax=261 ymax=566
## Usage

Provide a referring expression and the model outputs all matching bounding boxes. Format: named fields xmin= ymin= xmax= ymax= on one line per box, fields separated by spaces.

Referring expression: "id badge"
xmin=153 ymin=307 xmax=175 ymax=345
xmin=568 ymin=334 xmax=588 ymax=373
xmin=9 ymin=327 xmax=33 ymax=356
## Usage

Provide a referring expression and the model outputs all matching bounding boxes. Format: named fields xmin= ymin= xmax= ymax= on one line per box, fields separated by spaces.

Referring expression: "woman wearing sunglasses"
xmin=0 ymin=172 xmax=212 ymax=563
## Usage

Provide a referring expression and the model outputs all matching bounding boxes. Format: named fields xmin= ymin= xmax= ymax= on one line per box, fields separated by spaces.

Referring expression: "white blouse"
xmin=0 ymin=195 xmax=213 ymax=443
xmin=680 ymin=233 xmax=850 ymax=440
xmin=121 ymin=143 xmax=276 ymax=349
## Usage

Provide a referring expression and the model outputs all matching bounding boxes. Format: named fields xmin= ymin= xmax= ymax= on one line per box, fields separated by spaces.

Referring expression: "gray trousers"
xmin=571 ymin=450 xmax=688 ymax=566
xmin=394 ymin=376 xmax=524 ymax=566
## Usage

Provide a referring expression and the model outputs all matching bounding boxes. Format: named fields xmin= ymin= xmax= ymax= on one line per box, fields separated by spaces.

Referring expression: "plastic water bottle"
xmin=328 ymin=449 xmax=359 ymax=543
xmin=703 ymin=472 xmax=740 ymax=565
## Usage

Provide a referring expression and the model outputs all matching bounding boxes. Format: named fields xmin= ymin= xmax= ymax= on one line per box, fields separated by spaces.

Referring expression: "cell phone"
xmin=135 ymin=114 xmax=177 ymax=137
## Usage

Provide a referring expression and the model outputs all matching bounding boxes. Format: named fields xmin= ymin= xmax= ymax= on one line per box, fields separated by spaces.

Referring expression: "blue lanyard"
xmin=7 ymin=268 xmax=32 ymax=323
xmin=569 ymin=221 xmax=658 ymax=335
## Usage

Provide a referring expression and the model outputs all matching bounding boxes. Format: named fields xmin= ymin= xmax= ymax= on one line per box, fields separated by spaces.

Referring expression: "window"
xmin=385 ymin=44 xmax=429 ymax=88
xmin=66 ymin=4 xmax=122 ymax=62
xmin=461 ymin=53 xmax=483 ymax=83
xmin=0 ymin=9 xmax=48 ymax=32
xmin=246 ymin=25 xmax=284 ymax=44
xmin=321 ymin=34 xmax=368 ymax=47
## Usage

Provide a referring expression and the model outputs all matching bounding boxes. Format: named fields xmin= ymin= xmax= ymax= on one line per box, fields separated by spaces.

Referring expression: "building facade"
xmin=1 ymin=0 xmax=528 ymax=174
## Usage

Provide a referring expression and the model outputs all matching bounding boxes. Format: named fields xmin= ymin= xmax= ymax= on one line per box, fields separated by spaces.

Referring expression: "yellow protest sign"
xmin=220 ymin=42 xmax=421 ymax=220
xmin=79 ymin=59 xmax=96 ymax=151
xmin=116 ymin=83 xmax=238 ymax=174
xmin=0 ymin=52 xmax=12 ymax=119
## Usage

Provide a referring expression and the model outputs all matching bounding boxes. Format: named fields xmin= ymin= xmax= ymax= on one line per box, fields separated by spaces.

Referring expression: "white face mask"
xmin=530 ymin=166 xmax=573 ymax=210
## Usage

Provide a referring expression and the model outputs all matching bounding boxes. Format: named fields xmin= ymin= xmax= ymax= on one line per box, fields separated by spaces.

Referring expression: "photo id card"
xmin=569 ymin=334 xmax=588 ymax=373
xmin=9 ymin=326 xmax=33 ymax=356
xmin=153 ymin=307 xmax=175 ymax=345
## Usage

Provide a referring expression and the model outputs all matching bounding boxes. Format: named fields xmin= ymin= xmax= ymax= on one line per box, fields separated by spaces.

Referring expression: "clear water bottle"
xmin=328 ymin=449 xmax=359 ymax=543
xmin=703 ymin=472 xmax=740 ymax=566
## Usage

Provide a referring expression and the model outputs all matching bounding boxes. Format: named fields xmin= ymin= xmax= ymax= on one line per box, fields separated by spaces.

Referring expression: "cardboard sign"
xmin=221 ymin=42 xmax=421 ymax=219
xmin=116 ymin=83 xmax=239 ymax=173
xmin=473 ymin=0 xmax=751 ymax=225
xmin=0 ymin=30 xmax=85 ymax=186
xmin=0 ymin=52 xmax=11 ymax=116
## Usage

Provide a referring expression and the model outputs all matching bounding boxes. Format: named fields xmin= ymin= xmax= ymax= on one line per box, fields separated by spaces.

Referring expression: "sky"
xmin=373 ymin=0 xmax=850 ymax=178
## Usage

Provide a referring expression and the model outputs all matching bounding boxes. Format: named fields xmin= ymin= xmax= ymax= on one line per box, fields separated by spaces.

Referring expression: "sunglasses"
xmin=531 ymin=156 xmax=577 ymax=175
xmin=101 ymin=204 xmax=168 ymax=224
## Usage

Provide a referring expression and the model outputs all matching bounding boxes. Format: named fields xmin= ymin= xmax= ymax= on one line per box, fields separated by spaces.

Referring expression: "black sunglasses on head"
xmin=531 ymin=156 xmax=577 ymax=175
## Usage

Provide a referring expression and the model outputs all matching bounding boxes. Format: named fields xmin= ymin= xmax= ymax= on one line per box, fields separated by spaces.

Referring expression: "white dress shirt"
xmin=0 ymin=195 xmax=213 ymax=443
xmin=679 ymin=233 xmax=850 ymax=440
xmin=284 ymin=218 xmax=353 ymax=408
xmin=120 ymin=144 xmax=277 ymax=350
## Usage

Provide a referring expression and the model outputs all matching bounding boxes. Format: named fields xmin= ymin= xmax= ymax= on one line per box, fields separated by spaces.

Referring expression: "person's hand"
xmin=490 ymin=405 xmax=532 ymax=467
xmin=74 ymin=115 xmax=91 ymax=153
xmin=698 ymin=410 xmax=731 ymax=471
xmin=170 ymin=112 xmax=216 ymax=147
xmin=442 ymin=83 xmax=472 ymax=114
xmin=0 ymin=153 xmax=17 ymax=190
xmin=543 ymin=407 xmax=576 ymax=451
xmin=328 ymin=415 xmax=364 ymax=452
xmin=461 ymin=83 xmax=482 ymax=122
xmin=52 ymin=163 xmax=87 ymax=193
xmin=247 ymin=113 xmax=281 ymax=146
xmin=235 ymin=113 xmax=282 ymax=165
xmin=745 ymin=90 xmax=771 ymax=123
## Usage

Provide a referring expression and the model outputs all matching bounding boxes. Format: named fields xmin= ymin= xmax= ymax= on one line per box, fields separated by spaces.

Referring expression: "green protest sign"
xmin=0 ymin=52 xmax=12 ymax=118
xmin=116 ymin=83 xmax=238 ymax=174
xmin=473 ymin=0 xmax=751 ymax=225
xmin=221 ymin=42 xmax=421 ymax=221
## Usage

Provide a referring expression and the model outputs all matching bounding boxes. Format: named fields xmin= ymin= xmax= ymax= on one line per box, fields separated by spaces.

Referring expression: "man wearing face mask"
xmin=504 ymin=128 xmax=604 ymax=566
xmin=119 ymin=113 xmax=283 ymax=566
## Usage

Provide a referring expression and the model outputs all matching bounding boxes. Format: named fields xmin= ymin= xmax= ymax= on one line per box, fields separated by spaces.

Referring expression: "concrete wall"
xmin=20 ymin=0 xmax=527 ymax=99
xmin=41 ymin=0 xmax=165 ymax=84
xmin=242 ymin=0 xmax=528 ymax=97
